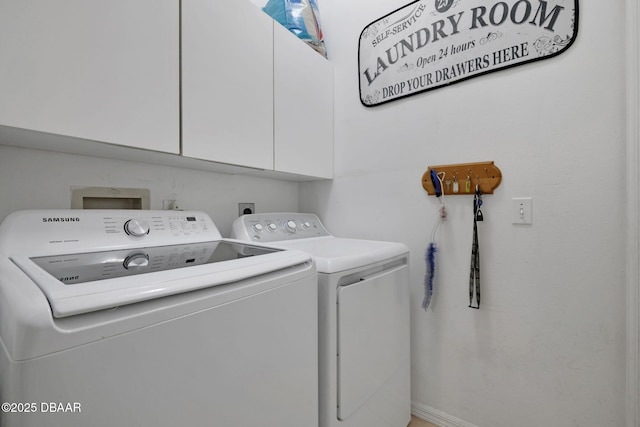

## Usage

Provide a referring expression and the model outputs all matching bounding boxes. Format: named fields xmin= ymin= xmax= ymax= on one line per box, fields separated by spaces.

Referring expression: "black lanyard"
xmin=469 ymin=188 xmax=483 ymax=309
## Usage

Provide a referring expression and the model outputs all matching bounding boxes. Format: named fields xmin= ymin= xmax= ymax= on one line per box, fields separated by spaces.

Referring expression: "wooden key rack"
xmin=422 ymin=161 xmax=502 ymax=196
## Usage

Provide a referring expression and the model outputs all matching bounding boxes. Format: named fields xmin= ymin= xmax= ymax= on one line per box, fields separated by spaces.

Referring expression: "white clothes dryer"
xmin=0 ymin=210 xmax=318 ymax=427
xmin=232 ymin=213 xmax=410 ymax=427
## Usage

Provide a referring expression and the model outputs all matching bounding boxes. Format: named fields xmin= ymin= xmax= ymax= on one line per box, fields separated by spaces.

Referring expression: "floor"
xmin=409 ymin=415 xmax=439 ymax=427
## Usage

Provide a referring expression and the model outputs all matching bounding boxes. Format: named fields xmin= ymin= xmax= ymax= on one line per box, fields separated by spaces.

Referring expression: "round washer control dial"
xmin=123 ymin=252 xmax=150 ymax=269
xmin=124 ymin=219 xmax=150 ymax=237
xmin=267 ymin=222 xmax=278 ymax=232
xmin=301 ymin=221 xmax=311 ymax=230
xmin=253 ymin=223 xmax=264 ymax=233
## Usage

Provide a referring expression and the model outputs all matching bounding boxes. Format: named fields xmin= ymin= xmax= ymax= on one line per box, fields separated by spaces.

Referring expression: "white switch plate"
xmin=512 ymin=197 xmax=533 ymax=225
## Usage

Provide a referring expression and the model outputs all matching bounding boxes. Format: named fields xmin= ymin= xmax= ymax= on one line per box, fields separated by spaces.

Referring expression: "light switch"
xmin=512 ymin=197 xmax=532 ymax=225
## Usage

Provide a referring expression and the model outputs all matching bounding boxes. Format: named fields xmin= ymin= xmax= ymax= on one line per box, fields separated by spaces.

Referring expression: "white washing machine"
xmin=232 ymin=213 xmax=411 ymax=427
xmin=0 ymin=210 xmax=318 ymax=427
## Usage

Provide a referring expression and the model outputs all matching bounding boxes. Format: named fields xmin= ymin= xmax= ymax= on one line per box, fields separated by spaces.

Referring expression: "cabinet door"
xmin=182 ymin=0 xmax=274 ymax=170
xmin=274 ymin=23 xmax=333 ymax=179
xmin=0 ymin=0 xmax=179 ymax=154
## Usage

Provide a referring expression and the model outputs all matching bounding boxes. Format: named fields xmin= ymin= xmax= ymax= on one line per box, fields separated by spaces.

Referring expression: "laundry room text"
xmin=358 ymin=0 xmax=578 ymax=106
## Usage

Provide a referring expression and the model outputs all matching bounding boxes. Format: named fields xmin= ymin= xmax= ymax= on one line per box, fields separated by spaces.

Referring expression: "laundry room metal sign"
xmin=358 ymin=0 xmax=578 ymax=106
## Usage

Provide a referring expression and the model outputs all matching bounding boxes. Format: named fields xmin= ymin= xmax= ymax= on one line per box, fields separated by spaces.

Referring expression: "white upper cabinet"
xmin=273 ymin=23 xmax=333 ymax=179
xmin=0 ymin=0 xmax=180 ymax=154
xmin=181 ymin=0 xmax=274 ymax=170
xmin=182 ymin=0 xmax=333 ymax=178
xmin=0 ymin=0 xmax=332 ymax=179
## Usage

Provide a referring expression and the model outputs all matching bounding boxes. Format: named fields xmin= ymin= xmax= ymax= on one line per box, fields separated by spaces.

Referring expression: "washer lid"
xmin=270 ymin=236 xmax=408 ymax=274
xmin=11 ymin=240 xmax=311 ymax=318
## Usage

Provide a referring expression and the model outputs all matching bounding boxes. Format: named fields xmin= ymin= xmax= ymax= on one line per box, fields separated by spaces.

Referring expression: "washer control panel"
xmin=232 ymin=213 xmax=330 ymax=242
xmin=103 ymin=213 xmax=214 ymax=239
xmin=0 ymin=210 xmax=222 ymax=256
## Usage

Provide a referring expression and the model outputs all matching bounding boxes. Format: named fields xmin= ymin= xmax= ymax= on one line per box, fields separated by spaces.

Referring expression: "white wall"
xmin=626 ymin=1 xmax=640 ymax=425
xmin=0 ymin=145 xmax=299 ymax=237
xmin=0 ymin=1 xmax=629 ymax=425
xmin=301 ymin=1 xmax=628 ymax=426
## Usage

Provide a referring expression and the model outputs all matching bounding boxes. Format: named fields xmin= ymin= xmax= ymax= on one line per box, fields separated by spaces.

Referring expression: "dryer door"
xmin=336 ymin=263 xmax=409 ymax=420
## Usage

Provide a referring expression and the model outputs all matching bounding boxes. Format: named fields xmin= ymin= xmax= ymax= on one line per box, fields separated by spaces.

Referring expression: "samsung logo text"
xmin=42 ymin=217 xmax=80 ymax=223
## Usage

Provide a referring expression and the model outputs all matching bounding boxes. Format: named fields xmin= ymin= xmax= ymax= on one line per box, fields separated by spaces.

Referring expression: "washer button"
xmin=124 ymin=219 xmax=150 ymax=237
xmin=123 ymin=252 xmax=150 ymax=269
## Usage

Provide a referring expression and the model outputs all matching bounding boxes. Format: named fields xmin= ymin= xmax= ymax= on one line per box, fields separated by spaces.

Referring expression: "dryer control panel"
xmin=232 ymin=213 xmax=330 ymax=242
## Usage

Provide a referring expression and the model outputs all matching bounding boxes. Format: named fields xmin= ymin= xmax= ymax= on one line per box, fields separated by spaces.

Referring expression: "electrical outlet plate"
xmin=512 ymin=197 xmax=532 ymax=225
xmin=163 ymin=200 xmax=181 ymax=210
xmin=238 ymin=203 xmax=255 ymax=216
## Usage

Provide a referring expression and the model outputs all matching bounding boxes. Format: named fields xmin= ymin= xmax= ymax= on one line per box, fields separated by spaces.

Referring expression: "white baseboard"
xmin=411 ymin=401 xmax=479 ymax=427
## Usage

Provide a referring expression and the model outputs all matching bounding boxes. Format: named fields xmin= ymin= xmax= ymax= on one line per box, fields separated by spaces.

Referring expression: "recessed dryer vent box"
xmin=71 ymin=187 xmax=150 ymax=210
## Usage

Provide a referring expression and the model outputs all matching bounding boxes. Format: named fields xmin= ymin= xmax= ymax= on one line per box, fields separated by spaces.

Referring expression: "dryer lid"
xmin=270 ymin=237 xmax=408 ymax=274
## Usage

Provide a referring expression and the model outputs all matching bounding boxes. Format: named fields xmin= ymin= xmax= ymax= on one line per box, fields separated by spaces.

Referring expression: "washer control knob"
xmin=284 ymin=220 xmax=297 ymax=233
xmin=123 ymin=252 xmax=149 ymax=269
xmin=301 ymin=221 xmax=311 ymax=230
xmin=124 ymin=219 xmax=150 ymax=237
xmin=252 ymin=223 xmax=264 ymax=233
xmin=267 ymin=222 xmax=278 ymax=232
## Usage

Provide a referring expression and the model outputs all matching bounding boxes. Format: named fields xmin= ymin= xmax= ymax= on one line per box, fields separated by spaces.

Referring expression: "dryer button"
xmin=285 ymin=220 xmax=297 ymax=233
